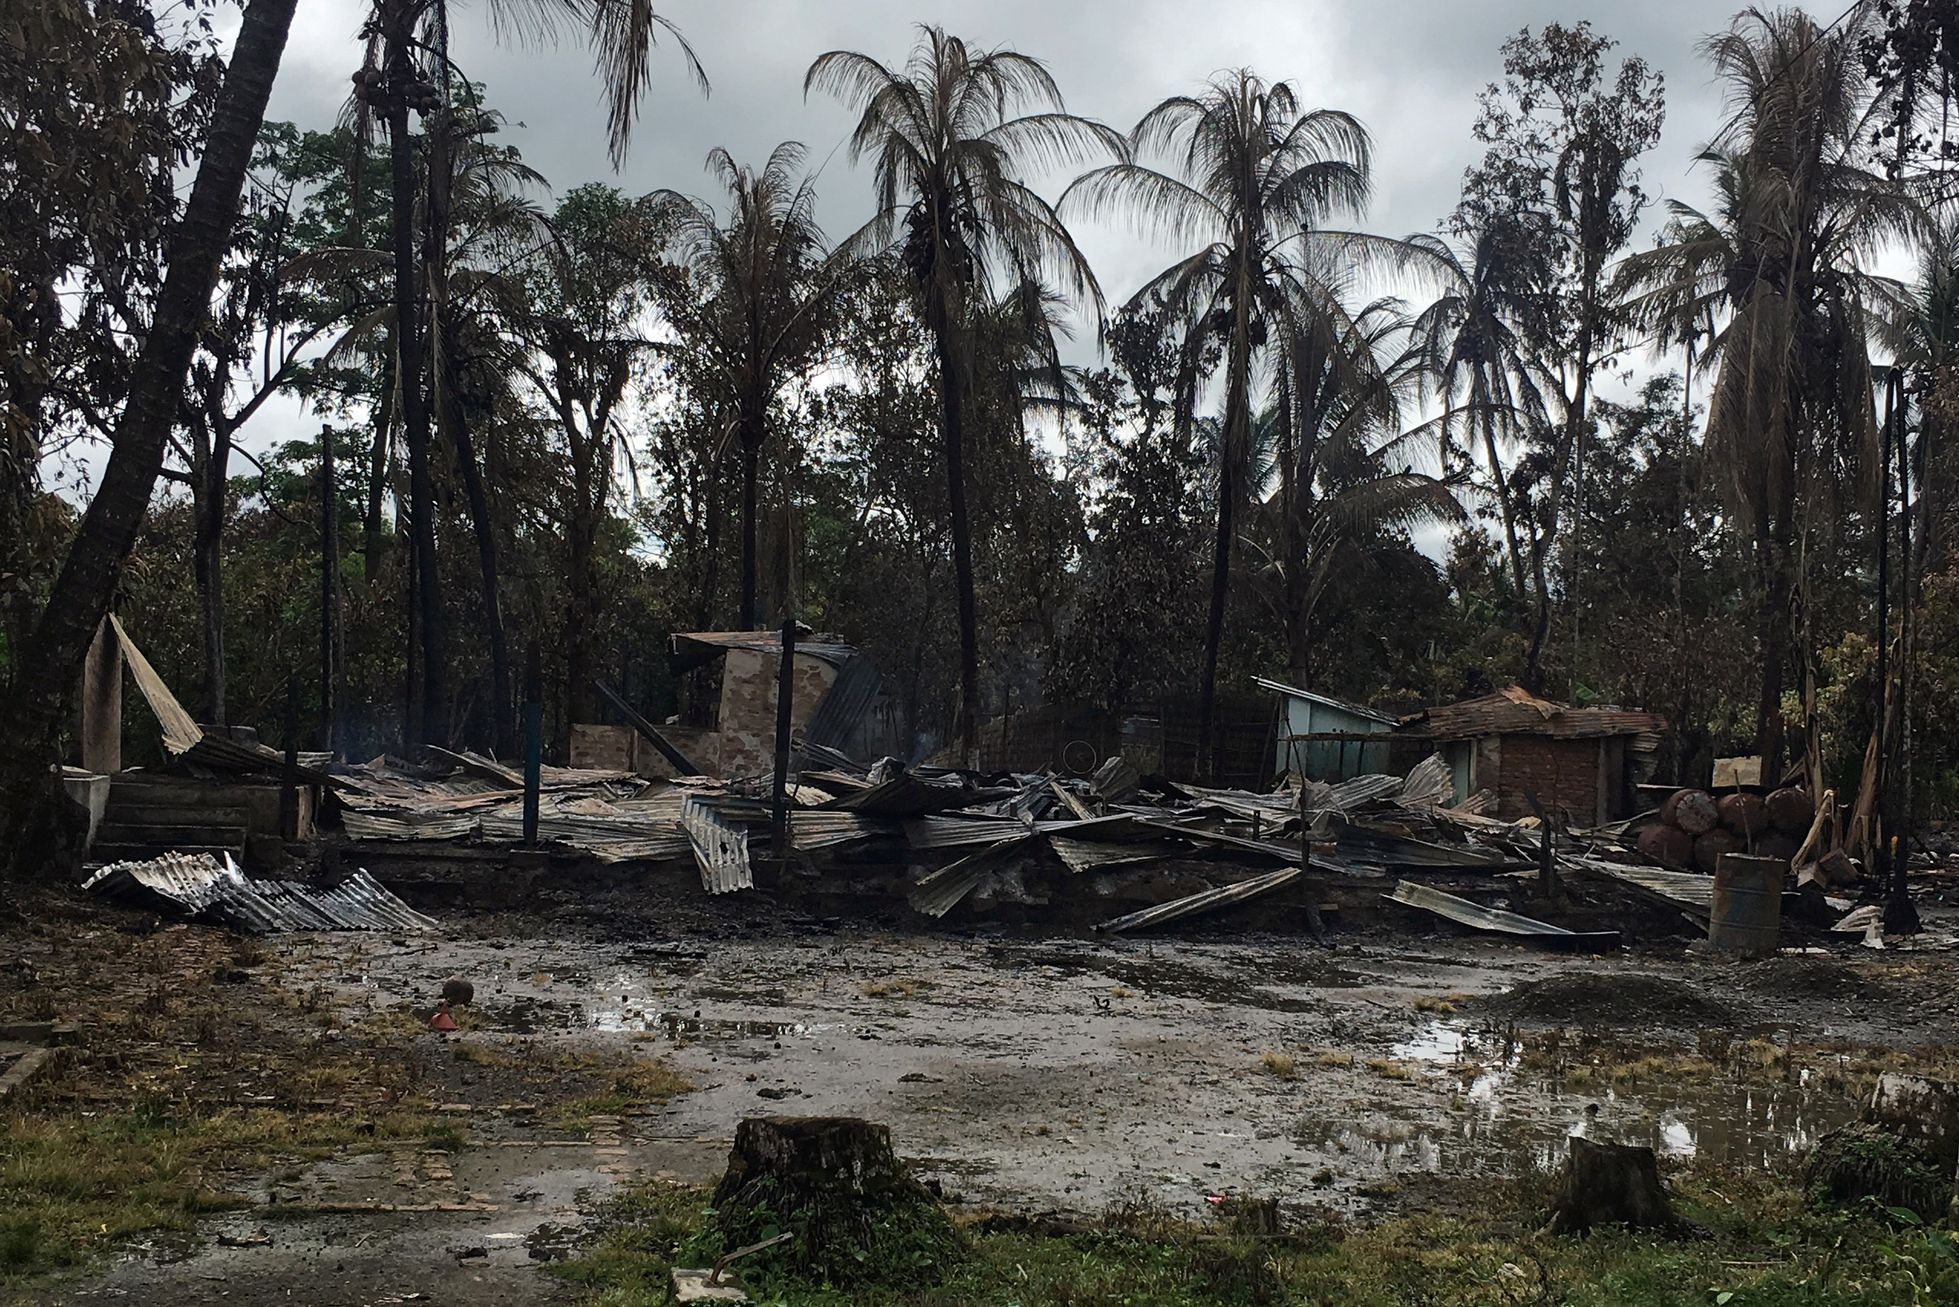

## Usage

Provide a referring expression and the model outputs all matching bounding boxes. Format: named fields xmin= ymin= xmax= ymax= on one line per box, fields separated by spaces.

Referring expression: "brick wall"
xmin=1487 ymin=735 xmax=1603 ymax=825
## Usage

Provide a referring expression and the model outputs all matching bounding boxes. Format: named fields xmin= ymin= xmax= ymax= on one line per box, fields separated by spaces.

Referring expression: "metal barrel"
xmin=1709 ymin=853 xmax=1786 ymax=956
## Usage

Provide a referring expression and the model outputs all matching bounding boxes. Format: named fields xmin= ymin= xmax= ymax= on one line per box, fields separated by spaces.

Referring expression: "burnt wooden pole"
xmin=771 ymin=616 xmax=796 ymax=860
xmin=280 ymin=672 xmax=300 ymax=840
xmin=1887 ymin=380 xmax=1923 ymax=934
xmin=319 ymin=424 xmax=338 ymax=755
xmin=522 ymin=641 xmax=542 ymax=846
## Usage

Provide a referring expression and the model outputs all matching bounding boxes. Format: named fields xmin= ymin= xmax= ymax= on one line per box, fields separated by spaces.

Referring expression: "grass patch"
xmin=1258 ymin=1051 xmax=1297 ymax=1080
xmin=0 ymin=1101 xmax=436 ymax=1283
xmin=1313 ymin=1049 xmax=1356 ymax=1069
xmin=1365 ymin=1057 xmax=1417 ymax=1081
xmin=555 ymin=1169 xmax=1959 ymax=1306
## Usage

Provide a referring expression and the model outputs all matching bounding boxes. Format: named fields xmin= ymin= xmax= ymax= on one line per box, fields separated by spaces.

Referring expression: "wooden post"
xmin=319 ymin=423 xmax=339 ymax=756
xmin=772 ymin=616 xmax=796 ymax=860
xmin=522 ymin=641 xmax=542 ymax=847
xmin=81 ymin=617 xmax=122 ymax=774
xmin=1525 ymin=786 xmax=1558 ymax=898
xmin=280 ymin=673 xmax=300 ymax=840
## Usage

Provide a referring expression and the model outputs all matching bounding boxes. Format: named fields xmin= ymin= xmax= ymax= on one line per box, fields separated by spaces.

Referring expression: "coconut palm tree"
xmin=1619 ymin=7 xmax=1916 ymax=774
xmin=1404 ymin=220 xmax=1556 ymax=634
xmin=805 ymin=25 xmax=1120 ymax=762
xmin=1254 ymin=290 xmax=1465 ymax=675
xmin=1064 ymin=70 xmax=1375 ymax=774
xmin=651 ymin=143 xmax=850 ymax=629
xmin=350 ymin=0 xmax=705 ymax=750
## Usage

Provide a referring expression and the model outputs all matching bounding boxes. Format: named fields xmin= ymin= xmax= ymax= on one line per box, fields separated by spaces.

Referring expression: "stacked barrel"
xmin=1636 ymin=786 xmax=1813 ymax=872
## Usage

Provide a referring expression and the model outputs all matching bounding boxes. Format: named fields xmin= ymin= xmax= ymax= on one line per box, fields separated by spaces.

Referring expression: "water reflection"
xmin=1305 ymin=1020 xmax=1855 ymax=1176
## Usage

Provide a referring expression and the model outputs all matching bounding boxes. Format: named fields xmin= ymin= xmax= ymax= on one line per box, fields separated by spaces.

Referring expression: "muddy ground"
xmin=6 ymin=880 xmax=1958 ymax=1304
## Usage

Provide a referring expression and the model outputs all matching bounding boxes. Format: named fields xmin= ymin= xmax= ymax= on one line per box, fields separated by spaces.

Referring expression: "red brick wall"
xmin=1488 ymin=735 xmax=1601 ymax=825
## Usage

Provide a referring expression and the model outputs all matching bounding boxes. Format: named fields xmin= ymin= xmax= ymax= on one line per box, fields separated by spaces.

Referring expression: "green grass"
xmin=554 ymin=1168 xmax=1959 ymax=1306
xmin=0 ymin=1101 xmax=437 ymax=1283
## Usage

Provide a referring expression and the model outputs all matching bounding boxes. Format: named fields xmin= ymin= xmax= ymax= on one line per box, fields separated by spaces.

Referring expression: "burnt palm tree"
xmin=651 ymin=143 xmax=850 ymax=628
xmin=1618 ymin=7 xmax=1916 ymax=774
xmin=806 ymin=25 xmax=1119 ymax=761
xmin=1065 ymin=70 xmax=1375 ymax=773
xmin=350 ymin=0 xmax=705 ymax=749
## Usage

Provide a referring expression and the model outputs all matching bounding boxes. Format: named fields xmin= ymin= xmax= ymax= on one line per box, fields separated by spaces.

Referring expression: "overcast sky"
xmin=127 ymin=0 xmax=1843 ymax=488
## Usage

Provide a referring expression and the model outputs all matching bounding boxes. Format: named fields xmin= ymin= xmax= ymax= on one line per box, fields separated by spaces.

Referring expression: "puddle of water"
xmin=1307 ymin=1020 xmax=1859 ymax=1177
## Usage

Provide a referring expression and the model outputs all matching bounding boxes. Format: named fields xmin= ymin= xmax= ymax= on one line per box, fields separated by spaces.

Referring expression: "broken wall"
xmin=716 ymin=648 xmax=838 ymax=778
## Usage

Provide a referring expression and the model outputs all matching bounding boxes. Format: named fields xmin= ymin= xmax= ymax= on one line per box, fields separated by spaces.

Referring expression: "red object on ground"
xmin=429 ymin=1002 xmax=457 ymax=1032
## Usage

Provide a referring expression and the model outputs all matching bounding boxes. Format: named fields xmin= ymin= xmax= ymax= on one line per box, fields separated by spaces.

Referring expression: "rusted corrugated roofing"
xmin=1396 ymin=685 xmax=1667 ymax=741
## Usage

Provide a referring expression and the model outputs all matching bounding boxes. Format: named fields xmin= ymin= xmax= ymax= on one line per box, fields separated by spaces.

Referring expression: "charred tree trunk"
xmin=699 ymin=441 xmax=723 ymax=630
xmin=0 ymin=0 xmax=298 ymax=879
xmin=446 ymin=397 xmax=511 ymax=756
xmin=738 ymin=411 xmax=764 ymax=629
xmin=1755 ymin=516 xmax=1792 ymax=780
xmin=1199 ymin=299 xmax=1252 ymax=781
xmin=383 ymin=15 xmax=441 ymax=752
xmin=1543 ymin=1137 xmax=1684 ymax=1236
xmin=364 ymin=347 xmax=395 ymax=583
xmin=710 ymin=1117 xmax=960 ymax=1288
xmin=930 ymin=300 xmax=980 ymax=766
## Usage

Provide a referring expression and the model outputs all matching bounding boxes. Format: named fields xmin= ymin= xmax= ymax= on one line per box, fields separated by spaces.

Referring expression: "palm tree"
xmin=1405 ymin=220 xmax=1555 ymax=636
xmin=351 ymin=0 xmax=705 ymax=750
xmin=295 ymin=106 xmax=552 ymax=752
xmin=806 ymin=25 xmax=1119 ymax=762
xmin=0 ymin=0 xmax=300 ymax=878
xmin=1253 ymin=291 xmax=1465 ymax=675
xmin=1065 ymin=70 xmax=1374 ymax=773
xmin=651 ymin=143 xmax=849 ymax=629
xmin=1619 ymin=7 xmax=1916 ymax=775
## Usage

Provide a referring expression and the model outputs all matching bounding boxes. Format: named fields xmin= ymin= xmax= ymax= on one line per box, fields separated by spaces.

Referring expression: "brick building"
xmin=1394 ymin=686 xmax=1666 ymax=826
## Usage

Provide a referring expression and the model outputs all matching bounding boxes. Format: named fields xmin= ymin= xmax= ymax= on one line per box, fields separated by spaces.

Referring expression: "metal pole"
xmin=522 ymin=641 xmax=542 ymax=847
xmin=771 ymin=616 xmax=796 ymax=860
xmin=320 ymin=424 xmax=338 ymax=756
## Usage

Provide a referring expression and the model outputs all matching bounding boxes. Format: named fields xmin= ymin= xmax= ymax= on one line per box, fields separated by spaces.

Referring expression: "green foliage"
xmin=559 ymin=1171 xmax=1951 ymax=1307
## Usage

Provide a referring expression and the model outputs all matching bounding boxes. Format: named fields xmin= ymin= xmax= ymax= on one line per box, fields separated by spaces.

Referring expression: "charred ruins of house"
xmin=62 ymin=618 xmax=1942 ymax=951
xmin=1390 ymin=686 xmax=1666 ymax=826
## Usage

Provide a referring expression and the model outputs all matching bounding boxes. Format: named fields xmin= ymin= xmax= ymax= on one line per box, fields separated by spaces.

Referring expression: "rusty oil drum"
xmin=1709 ymin=852 xmax=1786 ymax=956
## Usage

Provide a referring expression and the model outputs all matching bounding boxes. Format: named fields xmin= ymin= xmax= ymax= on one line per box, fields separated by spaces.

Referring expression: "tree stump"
xmin=1543 ymin=1137 xmax=1684 ymax=1236
xmin=710 ymin=1116 xmax=960 ymax=1287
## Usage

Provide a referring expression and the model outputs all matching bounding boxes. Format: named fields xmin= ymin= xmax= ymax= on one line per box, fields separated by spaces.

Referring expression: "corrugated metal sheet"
xmin=1095 ymin=867 xmax=1303 ymax=934
xmin=1386 ymin=880 xmax=1620 ymax=950
xmin=1047 ymin=836 xmax=1183 ymax=875
xmin=908 ymin=833 xmax=1034 ymax=918
xmin=83 ymin=853 xmax=435 ymax=933
xmin=803 ymin=654 xmax=880 ymax=750
xmin=681 ymin=796 xmax=753 ymax=893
